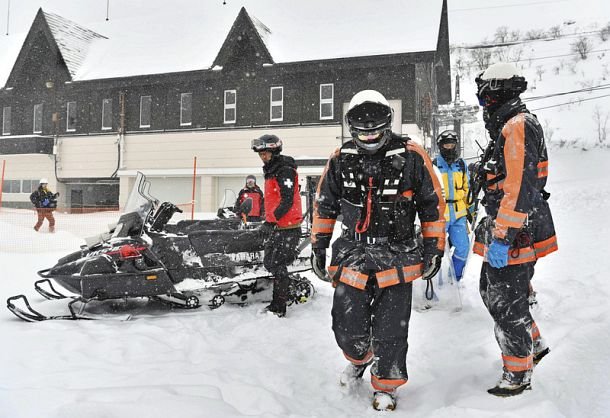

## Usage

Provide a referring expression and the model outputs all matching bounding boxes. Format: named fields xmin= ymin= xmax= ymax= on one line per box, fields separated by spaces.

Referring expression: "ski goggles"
xmin=438 ymin=130 xmax=458 ymax=142
xmin=355 ymin=128 xmax=385 ymax=142
xmin=251 ymin=138 xmax=282 ymax=152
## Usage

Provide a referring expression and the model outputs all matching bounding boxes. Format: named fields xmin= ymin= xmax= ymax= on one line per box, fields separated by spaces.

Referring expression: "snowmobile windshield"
xmin=113 ymin=172 xmax=156 ymax=237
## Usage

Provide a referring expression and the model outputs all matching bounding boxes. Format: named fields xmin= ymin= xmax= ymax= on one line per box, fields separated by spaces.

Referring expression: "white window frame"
xmin=102 ymin=98 xmax=112 ymax=130
xmin=270 ymin=86 xmax=284 ymax=122
xmin=33 ymin=103 xmax=43 ymax=133
xmin=2 ymin=106 xmax=10 ymax=135
xmin=21 ymin=179 xmax=35 ymax=194
xmin=224 ymin=89 xmax=236 ymax=124
xmin=140 ymin=95 xmax=152 ymax=128
xmin=66 ymin=101 xmax=77 ymax=132
xmin=319 ymin=83 xmax=334 ymax=120
xmin=180 ymin=92 xmax=193 ymax=126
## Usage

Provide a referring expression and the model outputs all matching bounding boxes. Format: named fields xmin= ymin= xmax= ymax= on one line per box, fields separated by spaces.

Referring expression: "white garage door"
xmin=146 ymin=177 xmax=201 ymax=211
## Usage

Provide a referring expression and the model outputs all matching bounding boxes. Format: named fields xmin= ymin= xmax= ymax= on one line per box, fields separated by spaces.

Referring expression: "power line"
xmin=523 ymin=83 xmax=610 ymax=102
xmin=450 ymin=0 xmax=573 ymax=12
xmin=457 ymin=47 xmax=610 ymax=70
xmin=454 ymin=29 xmax=604 ymax=50
xmin=531 ymin=93 xmax=610 ymax=111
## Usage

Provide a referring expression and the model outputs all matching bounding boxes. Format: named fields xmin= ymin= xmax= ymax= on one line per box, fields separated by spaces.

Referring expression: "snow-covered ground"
xmin=0 ymin=149 xmax=608 ymax=417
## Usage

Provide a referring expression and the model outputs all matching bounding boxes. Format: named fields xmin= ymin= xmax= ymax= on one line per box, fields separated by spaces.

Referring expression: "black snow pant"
xmin=263 ymin=227 xmax=300 ymax=310
xmin=332 ymin=277 xmax=412 ymax=391
xmin=480 ymin=261 xmax=539 ymax=372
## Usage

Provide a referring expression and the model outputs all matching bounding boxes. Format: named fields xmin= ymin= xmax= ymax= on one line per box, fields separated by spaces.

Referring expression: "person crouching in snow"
xmin=310 ymin=90 xmax=445 ymax=411
xmin=432 ymin=129 xmax=473 ymax=281
xmin=251 ymin=134 xmax=302 ymax=318
xmin=473 ymin=62 xmax=557 ymax=396
xmin=30 ymin=178 xmax=59 ymax=232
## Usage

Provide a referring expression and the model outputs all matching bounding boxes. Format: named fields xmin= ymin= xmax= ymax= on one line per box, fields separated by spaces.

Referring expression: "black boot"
xmin=488 ymin=370 xmax=532 ymax=397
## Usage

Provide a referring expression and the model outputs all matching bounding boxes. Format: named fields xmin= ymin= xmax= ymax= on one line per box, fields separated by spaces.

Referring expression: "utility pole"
xmin=431 ymin=74 xmax=479 ymax=157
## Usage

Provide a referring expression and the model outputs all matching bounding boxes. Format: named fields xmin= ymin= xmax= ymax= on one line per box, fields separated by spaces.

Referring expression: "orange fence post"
xmin=0 ymin=159 xmax=5 ymax=210
xmin=191 ymin=156 xmax=197 ymax=220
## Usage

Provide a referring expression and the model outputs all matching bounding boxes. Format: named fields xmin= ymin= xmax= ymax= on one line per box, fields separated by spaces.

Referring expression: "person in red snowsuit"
xmin=310 ymin=90 xmax=445 ymax=411
xmin=234 ymin=175 xmax=264 ymax=222
xmin=473 ymin=62 xmax=557 ymax=396
xmin=251 ymin=134 xmax=302 ymax=317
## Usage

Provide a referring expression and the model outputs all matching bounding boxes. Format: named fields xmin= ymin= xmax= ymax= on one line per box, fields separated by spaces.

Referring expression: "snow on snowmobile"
xmin=7 ymin=172 xmax=314 ymax=322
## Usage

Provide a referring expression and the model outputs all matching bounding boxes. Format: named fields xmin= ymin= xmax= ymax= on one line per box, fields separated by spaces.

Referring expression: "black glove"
xmin=422 ymin=253 xmax=442 ymax=281
xmin=259 ymin=222 xmax=276 ymax=239
xmin=311 ymin=248 xmax=330 ymax=282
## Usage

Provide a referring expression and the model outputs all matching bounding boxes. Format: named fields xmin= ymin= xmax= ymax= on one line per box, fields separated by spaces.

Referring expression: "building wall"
xmin=59 ymin=134 xmax=119 ymax=178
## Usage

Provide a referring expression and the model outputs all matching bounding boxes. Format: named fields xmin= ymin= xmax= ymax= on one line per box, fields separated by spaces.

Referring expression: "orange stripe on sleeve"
xmin=311 ymin=148 xmax=340 ymax=244
xmin=495 ymin=114 xmax=526 ymax=240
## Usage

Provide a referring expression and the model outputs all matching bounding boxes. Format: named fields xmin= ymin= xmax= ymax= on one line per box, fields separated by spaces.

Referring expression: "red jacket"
xmin=236 ymin=186 xmax=264 ymax=217
xmin=263 ymin=155 xmax=302 ymax=228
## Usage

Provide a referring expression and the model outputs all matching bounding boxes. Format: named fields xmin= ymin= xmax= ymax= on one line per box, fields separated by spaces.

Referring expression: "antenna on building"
xmin=5 ymin=0 xmax=10 ymax=36
xmin=106 ymin=0 xmax=110 ymax=21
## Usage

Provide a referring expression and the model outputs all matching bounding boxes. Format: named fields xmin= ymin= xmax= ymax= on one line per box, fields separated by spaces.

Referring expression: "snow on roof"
xmin=0 ymin=0 xmax=443 ymax=85
xmin=42 ymin=11 xmax=107 ymax=77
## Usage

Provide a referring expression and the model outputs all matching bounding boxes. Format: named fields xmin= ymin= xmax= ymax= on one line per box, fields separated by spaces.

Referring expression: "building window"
xmin=66 ymin=101 xmax=77 ymax=132
xmin=140 ymin=95 xmax=152 ymax=128
xmin=2 ymin=106 xmax=10 ymax=135
xmin=2 ymin=179 xmax=38 ymax=193
xmin=102 ymin=98 xmax=112 ymax=130
xmin=270 ymin=86 xmax=283 ymax=122
xmin=180 ymin=93 xmax=192 ymax=126
xmin=21 ymin=179 xmax=36 ymax=194
xmin=224 ymin=90 xmax=236 ymax=124
xmin=33 ymin=103 xmax=43 ymax=133
xmin=320 ymin=84 xmax=334 ymax=120
xmin=1 ymin=179 xmax=22 ymax=193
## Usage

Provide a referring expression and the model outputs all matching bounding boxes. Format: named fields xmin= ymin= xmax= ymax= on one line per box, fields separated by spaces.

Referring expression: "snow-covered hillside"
xmin=0 ymin=150 xmax=608 ymax=417
xmin=452 ymin=18 xmax=610 ymax=152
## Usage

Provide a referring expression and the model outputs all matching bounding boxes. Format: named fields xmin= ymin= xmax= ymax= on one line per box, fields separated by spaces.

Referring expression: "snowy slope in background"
xmin=0 ymin=149 xmax=608 ymax=417
xmin=452 ymin=8 xmax=610 ymax=151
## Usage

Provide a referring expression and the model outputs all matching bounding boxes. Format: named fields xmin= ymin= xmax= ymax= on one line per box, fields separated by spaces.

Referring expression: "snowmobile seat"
xmin=188 ymin=229 xmax=264 ymax=255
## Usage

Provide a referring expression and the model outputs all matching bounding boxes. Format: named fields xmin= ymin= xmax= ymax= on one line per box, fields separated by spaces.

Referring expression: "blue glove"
xmin=487 ymin=240 xmax=510 ymax=268
xmin=42 ymin=198 xmax=50 ymax=207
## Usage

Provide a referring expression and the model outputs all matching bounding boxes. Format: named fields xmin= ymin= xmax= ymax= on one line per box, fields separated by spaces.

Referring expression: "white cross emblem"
xmin=283 ymin=178 xmax=293 ymax=188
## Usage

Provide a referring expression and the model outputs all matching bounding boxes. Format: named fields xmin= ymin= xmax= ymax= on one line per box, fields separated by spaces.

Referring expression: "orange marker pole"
xmin=191 ymin=156 xmax=197 ymax=220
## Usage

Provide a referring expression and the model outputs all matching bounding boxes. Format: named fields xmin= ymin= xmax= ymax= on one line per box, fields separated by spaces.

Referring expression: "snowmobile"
xmin=7 ymin=172 xmax=314 ymax=322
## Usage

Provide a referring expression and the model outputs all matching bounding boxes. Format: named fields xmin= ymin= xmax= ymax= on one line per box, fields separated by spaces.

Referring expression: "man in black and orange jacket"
xmin=310 ymin=90 xmax=445 ymax=411
xmin=234 ymin=175 xmax=264 ymax=222
xmin=474 ymin=62 xmax=557 ymax=397
xmin=251 ymin=134 xmax=302 ymax=317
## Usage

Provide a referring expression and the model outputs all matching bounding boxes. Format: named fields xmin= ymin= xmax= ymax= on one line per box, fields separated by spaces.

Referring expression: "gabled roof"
xmin=3 ymin=8 xmax=105 ymax=87
xmin=43 ymin=11 xmax=106 ymax=77
xmin=213 ymin=7 xmax=274 ymax=68
xmin=0 ymin=0 xmax=444 ymax=85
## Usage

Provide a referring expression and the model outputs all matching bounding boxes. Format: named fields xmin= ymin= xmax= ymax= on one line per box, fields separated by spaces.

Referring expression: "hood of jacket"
xmin=484 ymin=98 xmax=528 ymax=139
xmin=263 ymin=154 xmax=297 ymax=177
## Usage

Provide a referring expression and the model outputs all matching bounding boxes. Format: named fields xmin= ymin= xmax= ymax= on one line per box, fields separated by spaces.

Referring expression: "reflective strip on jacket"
xmin=433 ymin=156 xmax=471 ymax=222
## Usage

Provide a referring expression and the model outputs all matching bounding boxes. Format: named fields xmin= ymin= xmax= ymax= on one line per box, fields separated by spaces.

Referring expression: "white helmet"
xmin=39 ymin=178 xmax=49 ymax=184
xmin=480 ymin=62 xmax=523 ymax=80
xmin=475 ymin=62 xmax=527 ymax=106
xmin=345 ymin=90 xmax=393 ymax=154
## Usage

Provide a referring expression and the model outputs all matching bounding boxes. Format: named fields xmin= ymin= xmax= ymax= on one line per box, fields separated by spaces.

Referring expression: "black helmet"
xmin=251 ymin=134 xmax=282 ymax=154
xmin=475 ymin=62 xmax=527 ymax=108
xmin=245 ymin=175 xmax=256 ymax=187
xmin=437 ymin=130 xmax=460 ymax=164
xmin=345 ymin=90 xmax=393 ymax=154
